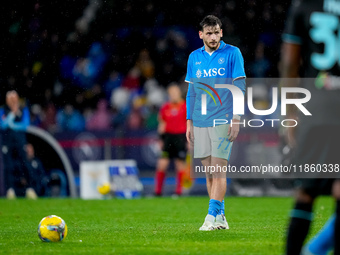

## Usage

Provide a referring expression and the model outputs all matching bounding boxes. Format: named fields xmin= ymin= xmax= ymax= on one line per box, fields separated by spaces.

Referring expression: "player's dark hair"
xmin=199 ymin=15 xmax=222 ymax=31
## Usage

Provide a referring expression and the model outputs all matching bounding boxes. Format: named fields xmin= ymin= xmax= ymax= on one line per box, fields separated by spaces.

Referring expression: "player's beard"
xmin=205 ymin=40 xmax=220 ymax=51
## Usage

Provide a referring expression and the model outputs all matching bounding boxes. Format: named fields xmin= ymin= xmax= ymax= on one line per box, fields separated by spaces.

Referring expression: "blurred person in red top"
xmin=155 ymin=83 xmax=187 ymax=196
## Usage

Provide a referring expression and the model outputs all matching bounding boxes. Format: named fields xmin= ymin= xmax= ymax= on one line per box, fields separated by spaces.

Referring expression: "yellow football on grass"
xmin=38 ymin=215 xmax=67 ymax=242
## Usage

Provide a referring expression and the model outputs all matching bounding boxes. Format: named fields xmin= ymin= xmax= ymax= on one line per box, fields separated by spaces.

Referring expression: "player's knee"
xmin=157 ymin=158 xmax=169 ymax=171
xmin=174 ymin=159 xmax=186 ymax=170
xmin=212 ymin=174 xmax=227 ymax=183
xmin=205 ymin=173 xmax=213 ymax=181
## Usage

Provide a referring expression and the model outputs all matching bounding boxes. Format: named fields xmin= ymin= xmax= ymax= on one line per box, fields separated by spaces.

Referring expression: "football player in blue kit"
xmin=185 ymin=15 xmax=246 ymax=231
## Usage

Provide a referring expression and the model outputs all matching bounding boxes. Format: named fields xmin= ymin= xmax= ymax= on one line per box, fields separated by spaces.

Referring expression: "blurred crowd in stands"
xmin=1 ymin=0 xmax=290 ymax=133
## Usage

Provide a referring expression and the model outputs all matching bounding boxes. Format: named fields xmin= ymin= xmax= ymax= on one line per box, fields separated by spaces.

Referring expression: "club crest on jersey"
xmin=196 ymin=69 xmax=202 ymax=78
xmin=218 ymin=57 xmax=225 ymax=64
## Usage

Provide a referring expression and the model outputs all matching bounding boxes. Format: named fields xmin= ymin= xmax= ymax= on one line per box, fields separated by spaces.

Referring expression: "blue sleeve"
xmin=186 ymin=82 xmax=196 ymax=120
xmin=185 ymin=53 xmax=193 ymax=83
xmin=233 ymin=78 xmax=246 ymax=95
xmin=9 ymin=107 xmax=30 ymax=131
xmin=232 ymin=48 xmax=246 ymax=80
xmin=185 ymin=53 xmax=196 ymax=119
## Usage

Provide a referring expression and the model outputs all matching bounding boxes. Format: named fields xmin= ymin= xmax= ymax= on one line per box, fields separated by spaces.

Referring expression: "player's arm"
xmin=280 ymin=0 xmax=304 ymax=148
xmin=185 ymin=54 xmax=195 ymax=145
xmin=158 ymin=105 xmax=166 ymax=140
xmin=186 ymin=82 xmax=195 ymax=145
xmin=228 ymin=77 xmax=245 ymax=142
xmin=228 ymin=48 xmax=246 ymax=142
xmin=280 ymin=42 xmax=302 ymax=148
xmin=157 ymin=113 xmax=166 ymax=135
xmin=280 ymin=43 xmax=301 ymax=78
xmin=280 ymin=42 xmax=301 ymax=119
xmin=280 ymin=0 xmax=303 ymax=125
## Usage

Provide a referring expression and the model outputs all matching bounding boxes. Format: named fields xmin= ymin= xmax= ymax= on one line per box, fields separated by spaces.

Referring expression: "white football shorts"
xmin=193 ymin=124 xmax=233 ymax=161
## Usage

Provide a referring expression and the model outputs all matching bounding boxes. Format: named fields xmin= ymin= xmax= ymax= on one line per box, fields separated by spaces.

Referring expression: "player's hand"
xmin=228 ymin=119 xmax=240 ymax=142
xmin=186 ymin=119 xmax=194 ymax=145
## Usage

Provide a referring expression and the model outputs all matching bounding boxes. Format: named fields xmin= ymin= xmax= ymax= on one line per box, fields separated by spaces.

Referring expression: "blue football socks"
xmin=303 ymin=215 xmax=335 ymax=255
xmin=221 ymin=200 xmax=225 ymax=215
xmin=208 ymin=199 xmax=222 ymax=217
xmin=217 ymin=199 xmax=225 ymax=215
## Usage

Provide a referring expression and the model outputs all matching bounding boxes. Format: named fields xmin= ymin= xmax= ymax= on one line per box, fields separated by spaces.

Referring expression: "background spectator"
xmin=0 ymin=91 xmax=36 ymax=199
xmin=86 ymin=99 xmax=111 ymax=130
xmin=56 ymin=104 xmax=85 ymax=132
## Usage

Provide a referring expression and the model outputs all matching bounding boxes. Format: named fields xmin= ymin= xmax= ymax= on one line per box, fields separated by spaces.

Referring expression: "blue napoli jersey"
xmin=185 ymin=41 xmax=246 ymax=127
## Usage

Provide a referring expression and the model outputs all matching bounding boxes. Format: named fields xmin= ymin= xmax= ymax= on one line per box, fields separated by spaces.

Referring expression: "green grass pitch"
xmin=0 ymin=196 xmax=334 ymax=255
